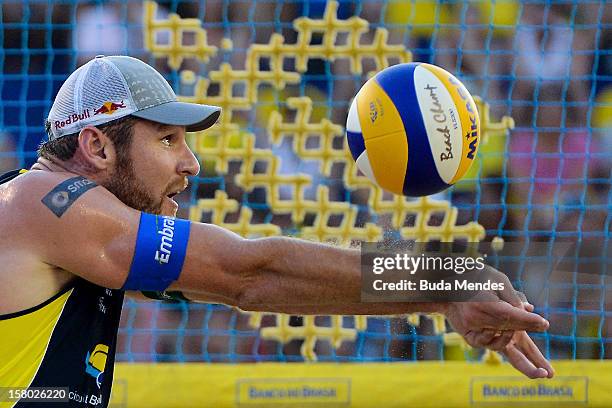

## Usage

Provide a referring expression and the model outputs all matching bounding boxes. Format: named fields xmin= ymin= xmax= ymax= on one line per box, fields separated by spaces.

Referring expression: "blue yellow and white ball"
xmin=346 ymin=62 xmax=480 ymax=196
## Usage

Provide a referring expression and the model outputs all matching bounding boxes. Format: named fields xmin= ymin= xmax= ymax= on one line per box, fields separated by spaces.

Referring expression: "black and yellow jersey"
xmin=0 ymin=170 xmax=124 ymax=407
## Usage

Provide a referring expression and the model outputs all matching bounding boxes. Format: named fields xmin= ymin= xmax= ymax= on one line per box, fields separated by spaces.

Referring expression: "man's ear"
xmin=77 ymin=126 xmax=116 ymax=170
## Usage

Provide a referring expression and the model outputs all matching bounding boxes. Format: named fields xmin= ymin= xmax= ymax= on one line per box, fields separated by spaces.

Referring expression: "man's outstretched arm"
xmin=24 ymin=172 xmax=552 ymax=377
xmin=23 ymin=172 xmax=544 ymax=324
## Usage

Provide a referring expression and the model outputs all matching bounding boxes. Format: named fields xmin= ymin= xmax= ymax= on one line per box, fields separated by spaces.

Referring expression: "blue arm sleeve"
xmin=121 ymin=212 xmax=191 ymax=291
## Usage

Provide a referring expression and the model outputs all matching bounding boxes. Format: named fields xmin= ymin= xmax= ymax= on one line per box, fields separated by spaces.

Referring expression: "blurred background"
xmin=1 ymin=0 xmax=610 ymax=406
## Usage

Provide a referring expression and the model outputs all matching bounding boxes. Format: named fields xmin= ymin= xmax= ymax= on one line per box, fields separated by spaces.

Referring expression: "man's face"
xmin=103 ymin=119 xmax=200 ymax=216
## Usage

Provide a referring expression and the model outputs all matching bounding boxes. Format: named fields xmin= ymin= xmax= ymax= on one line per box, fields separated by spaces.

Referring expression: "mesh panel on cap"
xmin=107 ymin=56 xmax=176 ymax=110
xmin=78 ymin=58 xmax=135 ymax=125
xmin=47 ymin=65 xmax=82 ymax=138
xmin=47 ymin=58 xmax=136 ymax=139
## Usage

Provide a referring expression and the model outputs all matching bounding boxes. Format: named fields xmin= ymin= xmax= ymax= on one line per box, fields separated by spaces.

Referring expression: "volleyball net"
xmin=1 ymin=0 xmax=610 ymax=406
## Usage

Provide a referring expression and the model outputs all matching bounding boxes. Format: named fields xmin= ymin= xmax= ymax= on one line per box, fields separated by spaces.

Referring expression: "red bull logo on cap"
xmin=54 ymin=109 xmax=91 ymax=130
xmin=94 ymin=100 xmax=126 ymax=116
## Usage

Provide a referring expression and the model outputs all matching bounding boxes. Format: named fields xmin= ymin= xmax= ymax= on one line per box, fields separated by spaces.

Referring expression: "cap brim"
xmin=131 ymin=101 xmax=221 ymax=132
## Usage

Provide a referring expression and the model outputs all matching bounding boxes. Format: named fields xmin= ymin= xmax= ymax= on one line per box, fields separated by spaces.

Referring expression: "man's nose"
xmin=178 ymin=143 xmax=201 ymax=177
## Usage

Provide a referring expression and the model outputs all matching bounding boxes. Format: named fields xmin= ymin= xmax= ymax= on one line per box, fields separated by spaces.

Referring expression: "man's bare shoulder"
xmin=2 ymin=169 xmax=123 ymax=223
xmin=0 ymin=168 xmax=140 ymax=298
xmin=0 ymin=170 xmax=72 ymax=230
xmin=4 ymin=169 xmax=91 ymax=200
xmin=2 ymin=170 xmax=82 ymax=208
xmin=0 ymin=170 xmax=88 ymax=313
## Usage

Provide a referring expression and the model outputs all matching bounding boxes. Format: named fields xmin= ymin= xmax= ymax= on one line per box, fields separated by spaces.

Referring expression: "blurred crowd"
xmin=1 ymin=0 xmax=610 ymax=362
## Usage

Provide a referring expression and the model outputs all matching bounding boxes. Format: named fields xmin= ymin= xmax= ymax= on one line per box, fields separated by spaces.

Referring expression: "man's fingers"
xmin=483 ymin=302 xmax=549 ymax=332
xmin=465 ymin=329 xmax=498 ymax=348
xmin=515 ymin=332 xmax=555 ymax=378
xmin=503 ymin=332 xmax=554 ymax=379
xmin=503 ymin=343 xmax=549 ymax=379
xmin=514 ymin=290 xmax=528 ymax=304
xmin=487 ymin=266 xmax=526 ymax=308
xmin=486 ymin=330 xmax=514 ymax=351
xmin=497 ymin=283 xmax=524 ymax=308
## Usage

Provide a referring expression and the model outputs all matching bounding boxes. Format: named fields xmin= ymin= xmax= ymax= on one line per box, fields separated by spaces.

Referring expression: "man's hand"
xmin=443 ymin=265 xmax=554 ymax=380
xmin=445 ymin=301 xmax=553 ymax=378
xmin=445 ymin=300 xmax=549 ymax=344
xmin=502 ymin=329 xmax=554 ymax=379
xmin=500 ymin=302 xmax=554 ymax=379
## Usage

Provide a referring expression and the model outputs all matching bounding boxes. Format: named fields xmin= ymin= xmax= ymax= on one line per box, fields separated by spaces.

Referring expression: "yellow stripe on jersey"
xmin=0 ymin=289 xmax=72 ymax=408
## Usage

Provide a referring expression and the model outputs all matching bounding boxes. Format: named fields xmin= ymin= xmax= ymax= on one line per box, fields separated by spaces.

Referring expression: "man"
xmin=0 ymin=56 xmax=553 ymax=408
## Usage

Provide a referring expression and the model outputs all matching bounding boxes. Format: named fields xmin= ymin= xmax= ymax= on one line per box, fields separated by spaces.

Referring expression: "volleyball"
xmin=346 ymin=62 xmax=481 ymax=196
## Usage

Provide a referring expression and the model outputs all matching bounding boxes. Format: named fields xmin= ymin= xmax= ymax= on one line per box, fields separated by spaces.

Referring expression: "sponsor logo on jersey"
xmin=85 ymin=344 xmax=109 ymax=389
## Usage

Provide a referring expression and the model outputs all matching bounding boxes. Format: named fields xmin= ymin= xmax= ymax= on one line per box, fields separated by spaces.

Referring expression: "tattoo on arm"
xmin=41 ymin=176 xmax=98 ymax=217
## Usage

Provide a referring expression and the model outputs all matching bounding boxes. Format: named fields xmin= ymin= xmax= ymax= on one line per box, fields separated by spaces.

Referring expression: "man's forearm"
xmin=174 ymin=291 xmax=447 ymax=315
xmin=236 ymin=236 xmax=447 ymax=315
xmin=237 ymin=301 xmax=448 ymax=315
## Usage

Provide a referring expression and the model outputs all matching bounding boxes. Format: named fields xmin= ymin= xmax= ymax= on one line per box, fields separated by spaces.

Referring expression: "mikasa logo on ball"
xmin=447 ymin=75 xmax=479 ymax=160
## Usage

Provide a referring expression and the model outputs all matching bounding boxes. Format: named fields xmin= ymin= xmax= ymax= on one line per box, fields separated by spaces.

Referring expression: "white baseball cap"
xmin=46 ymin=55 xmax=221 ymax=140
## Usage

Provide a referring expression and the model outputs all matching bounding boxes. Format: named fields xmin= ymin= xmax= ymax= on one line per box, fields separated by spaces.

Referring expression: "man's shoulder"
xmin=0 ymin=167 xmax=139 ymax=293
xmin=3 ymin=169 xmax=104 ymax=206
xmin=0 ymin=170 xmax=84 ymax=312
xmin=0 ymin=170 xmax=108 ymax=231
xmin=6 ymin=168 xmax=82 ymax=187
xmin=0 ymin=170 xmax=67 ymax=229
xmin=2 ymin=168 xmax=79 ymax=192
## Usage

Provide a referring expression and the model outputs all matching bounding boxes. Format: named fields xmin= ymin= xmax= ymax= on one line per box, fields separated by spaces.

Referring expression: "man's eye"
xmin=161 ymin=136 xmax=172 ymax=146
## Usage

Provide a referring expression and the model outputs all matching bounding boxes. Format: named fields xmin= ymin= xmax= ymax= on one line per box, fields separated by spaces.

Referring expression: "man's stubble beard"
xmin=103 ymin=152 xmax=163 ymax=214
